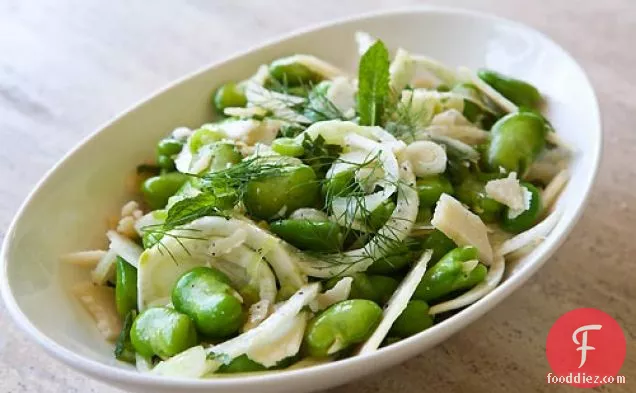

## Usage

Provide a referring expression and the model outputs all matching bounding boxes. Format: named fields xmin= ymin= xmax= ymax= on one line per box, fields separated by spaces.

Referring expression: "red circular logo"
xmin=546 ymin=308 xmax=626 ymax=388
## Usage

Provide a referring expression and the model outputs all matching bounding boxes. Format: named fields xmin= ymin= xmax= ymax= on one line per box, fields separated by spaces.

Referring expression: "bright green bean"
xmin=456 ymin=176 xmax=504 ymax=223
xmin=243 ymin=165 xmax=320 ymax=220
xmin=214 ymin=82 xmax=247 ymax=112
xmin=413 ymin=246 xmax=487 ymax=302
xmin=172 ymin=267 xmax=244 ymax=338
xmin=389 ymin=300 xmax=434 ymax=338
xmin=478 ymin=69 xmax=542 ymax=108
xmin=271 ymin=138 xmax=305 ymax=157
xmin=303 ymin=299 xmax=382 ymax=357
xmin=488 ymin=111 xmax=548 ymax=174
xmin=501 ymin=182 xmax=542 ymax=233
xmin=269 ymin=219 xmax=343 ymax=252
xmin=115 ymin=257 xmax=137 ymax=317
xmin=416 ymin=175 xmax=454 ymax=208
xmin=141 ymin=172 xmax=189 ymax=210
xmin=130 ymin=307 xmax=198 ymax=359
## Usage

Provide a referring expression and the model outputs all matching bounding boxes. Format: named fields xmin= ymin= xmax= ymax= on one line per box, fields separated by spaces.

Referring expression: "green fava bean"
xmin=326 ymin=273 xmax=373 ymax=300
xmin=271 ymin=138 xmax=305 ymax=157
xmin=157 ymin=138 xmax=184 ymax=157
xmin=389 ymin=300 xmax=434 ymax=338
xmin=218 ymin=354 xmax=267 ymax=373
xmin=423 ymin=229 xmax=457 ymax=265
xmin=456 ymin=176 xmax=504 ymax=223
xmin=413 ymin=246 xmax=485 ymax=302
xmin=416 ymin=175 xmax=454 ymax=208
xmin=270 ymin=219 xmax=343 ymax=252
xmin=478 ymin=69 xmax=542 ymax=109
xmin=488 ymin=111 xmax=548 ymax=174
xmin=156 ymin=155 xmax=176 ymax=171
xmin=501 ymin=182 xmax=542 ymax=233
xmin=214 ymin=82 xmax=247 ymax=112
xmin=269 ymin=59 xmax=321 ymax=87
xmin=303 ymin=299 xmax=382 ymax=357
xmin=172 ymin=267 xmax=244 ymax=338
xmin=141 ymin=172 xmax=189 ymax=210
xmin=243 ymin=165 xmax=320 ymax=220
xmin=115 ymin=257 xmax=137 ymax=317
xmin=130 ymin=307 xmax=198 ymax=359
xmin=368 ymin=275 xmax=399 ymax=305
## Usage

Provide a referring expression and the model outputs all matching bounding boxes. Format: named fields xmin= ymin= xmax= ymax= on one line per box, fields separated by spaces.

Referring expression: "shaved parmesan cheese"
xmin=107 ymin=230 xmax=142 ymax=268
xmin=223 ymin=106 xmax=268 ymax=118
xmin=91 ymin=249 xmax=117 ymax=285
xmin=208 ymin=284 xmax=320 ymax=367
xmin=271 ymin=55 xmax=345 ymax=80
xmin=403 ymin=140 xmax=447 ymax=176
xmin=425 ymin=124 xmax=490 ymax=145
xmin=389 ymin=48 xmax=416 ymax=92
xmin=431 ymin=108 xmax=472 ymax=127
xmin=355 ymin=31 xmax=377 ymax=56
xmin=432 ymin=194 xmax=493 ymax=265
xmin=73 ymin=282 xmax=121 ymax=341
xmin=485 ymin=172 xmax=525 ymax=211
xmin=310 ymin=277 xmax=353 ymax=312
xmin=60 ymin=250 xmax=106 ymax=268
xmin=458 ymin=67 xmax=517 ymax=113
xmin=152 ymin=346 xmax=217 ymax=378
xmin=358 ymin=249 xmax=433 ymax=354
xmin=498 ymin=209 xmax=561 ymax=256
xmin=427 ymin=135 xmax=481 ymax=162
xmin=429 ymin=253 xmax=505 ymax=315
xmin=541 ymin=169 xmax=569 ymax=215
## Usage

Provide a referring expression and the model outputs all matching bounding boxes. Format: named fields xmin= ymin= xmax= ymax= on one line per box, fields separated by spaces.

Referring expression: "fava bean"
xmin=367 ymin=200 xmax=395 ymax=230
xmin=130 ymin=307 xmax=198 ymax=359
xmin=413 ymin=246 xmax=487 ymax=302
xmin=214 ymin=82 xmax=247 ymax=112
xmin=422 ymin=229 xmax=457 ymax=265
xmin=157 ymin=138 xmax=184 ymax=157
xmin=270 ymin=219 xmax=344 ymax=252
xmin=208 ymin=142 xmax=242 ymax=172
xmin=456 ymin=176 xmax=504 ymax=223
xmin=488 ymin=111 xmax=548 ymax=174
xmin=478 ymin=69 xmax=542 ymax=109
xmin=141 ymin=172 xmax=189 ymax=210
xmin=416 ymin=175 xmax=454 ymax=208
xmin=271 ymin=137 xmax=305 ymax=157
xmin=269 ymin=60 xmax=321 ymax=87
xmin=501 ymin=182 xmax=541 ymax=233
xmin=115 ymin=257 xmax=137 ymax=317
xmin=389 ymin=300 xmax=434 ymax=338
xmin=172 ymin=267 xmax=244 ymax=338
xmin=367 ymin=275 xmax=399 ymax=305
xmin=189 ymin=128 xmax=224 ymax=153
xmin=156 ymin=154 xmax=176 ymax=171
xmin=322 ymin=170 xmax=355 ymax=198
xmin=243 ymin=165 xmax=320 ymax=220
xmin=303 ymin=300 xmax=382 ymax=357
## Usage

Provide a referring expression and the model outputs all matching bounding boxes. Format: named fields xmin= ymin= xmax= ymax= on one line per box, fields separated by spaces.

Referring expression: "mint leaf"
xmin=164 ymin=192 xmax=230 ymax=229
xmin=357 ymin=40 xmax=390 ymax=126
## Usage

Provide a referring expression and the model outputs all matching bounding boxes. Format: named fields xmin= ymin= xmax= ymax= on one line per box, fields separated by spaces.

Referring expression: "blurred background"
xmin=0 ymin=1 xmax=634 ymax=392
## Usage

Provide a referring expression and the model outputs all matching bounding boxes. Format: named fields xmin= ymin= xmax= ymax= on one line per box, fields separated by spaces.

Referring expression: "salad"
xmin=62 ymin=32 xmax=571 ymax=378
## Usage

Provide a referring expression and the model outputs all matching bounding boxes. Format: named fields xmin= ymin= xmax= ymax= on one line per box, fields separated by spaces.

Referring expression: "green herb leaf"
xmin=164 ymin=193 xmax=228 ymax=230
xmin=357 ymin=40 xmax=390 ymax=126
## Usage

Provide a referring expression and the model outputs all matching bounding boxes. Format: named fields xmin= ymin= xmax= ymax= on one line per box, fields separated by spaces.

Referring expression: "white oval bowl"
xmin=1 ymin=7 xmax=601 ymax=393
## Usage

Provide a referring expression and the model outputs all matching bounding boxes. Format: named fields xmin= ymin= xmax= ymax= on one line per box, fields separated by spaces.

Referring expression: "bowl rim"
xmin=0 ymin=5 xmax=602 ymax=389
